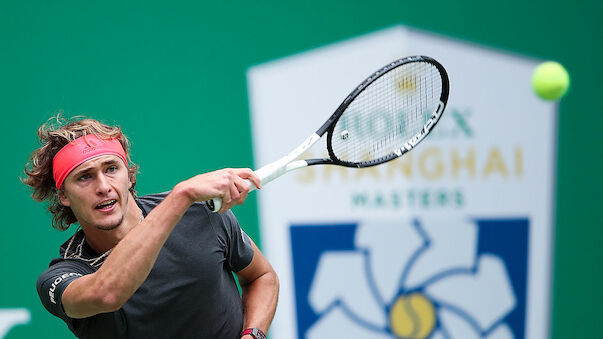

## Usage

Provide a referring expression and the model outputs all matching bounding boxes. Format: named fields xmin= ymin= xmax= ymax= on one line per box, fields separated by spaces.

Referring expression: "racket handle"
xmin=208 ymin=179 xmax=257 ymax=212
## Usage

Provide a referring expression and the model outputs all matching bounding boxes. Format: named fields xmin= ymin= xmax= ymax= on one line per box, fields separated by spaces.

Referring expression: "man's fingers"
xmin=198 ymin=168 xmax=260 ymax=213
xmin=217 ymin=195 xmax=229 ymax=214
xmin=233 ymin=174 xmax=251 ymax=192
xmin=233 ymin=176 xmax=252 ymax=204
xmin=230 ymin=181 xmax=241 ymax=201
xmin=235 ymin=168 xmax=261 ymax=190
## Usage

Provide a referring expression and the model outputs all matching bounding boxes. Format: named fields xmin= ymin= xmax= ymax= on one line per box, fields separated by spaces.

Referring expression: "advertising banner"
xmin=248 ymin=26 xmax=556 ymax=339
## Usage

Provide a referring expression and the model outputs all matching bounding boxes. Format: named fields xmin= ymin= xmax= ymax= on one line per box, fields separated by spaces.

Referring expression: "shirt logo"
xmin=48 ymin=273 xmax=82 ymax=304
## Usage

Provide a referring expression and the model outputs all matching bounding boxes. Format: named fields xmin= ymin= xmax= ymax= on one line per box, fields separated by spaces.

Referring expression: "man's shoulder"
xmin=37 ymin=258 xmax=96 ymax=295
xmin=135 ymin=191 xmax=170 ymax=208
xmin=42 ymin=258 xmax=97 ymax=276
xmin=136 ymin=191 xmax=211 ymax=213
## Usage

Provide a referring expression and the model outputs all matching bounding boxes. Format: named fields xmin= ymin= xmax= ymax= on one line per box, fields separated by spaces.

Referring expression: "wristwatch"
xmin=241 ymin=328 xmax=266 ymax=339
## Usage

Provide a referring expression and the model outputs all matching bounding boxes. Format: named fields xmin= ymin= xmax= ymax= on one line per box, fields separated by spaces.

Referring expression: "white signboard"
xmin=248 ymin=26 xmax=555 ymax=339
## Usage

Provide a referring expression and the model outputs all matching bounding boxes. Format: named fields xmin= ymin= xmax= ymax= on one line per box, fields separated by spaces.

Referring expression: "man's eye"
xmin=107 ymin=166 xmax=117 ymax=173
xmin=79 ymin=174 xmax=91 ymax=181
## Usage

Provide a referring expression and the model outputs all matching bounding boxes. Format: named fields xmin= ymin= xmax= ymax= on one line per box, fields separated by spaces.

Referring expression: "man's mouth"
xmin=95 ymin=199 xmax=117 ymax=210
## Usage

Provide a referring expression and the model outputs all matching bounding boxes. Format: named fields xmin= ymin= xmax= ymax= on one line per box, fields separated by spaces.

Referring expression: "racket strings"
xmin=331 ymin=61 xmax=442 ymax=164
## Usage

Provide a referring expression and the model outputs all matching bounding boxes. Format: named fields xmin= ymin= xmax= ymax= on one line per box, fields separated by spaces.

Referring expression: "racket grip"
xmin=208 ymin=179 xmax=257 ymax=212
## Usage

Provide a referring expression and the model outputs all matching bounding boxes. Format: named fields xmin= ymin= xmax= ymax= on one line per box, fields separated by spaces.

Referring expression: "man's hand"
xmin=177 ymin=168 xmax=261 ymax=213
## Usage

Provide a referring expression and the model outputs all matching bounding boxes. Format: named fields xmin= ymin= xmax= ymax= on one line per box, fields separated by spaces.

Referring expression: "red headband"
xmin=53 ymin=134 xmax=128 ymax=189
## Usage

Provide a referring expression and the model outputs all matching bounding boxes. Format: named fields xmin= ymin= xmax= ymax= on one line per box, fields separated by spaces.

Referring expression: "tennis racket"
xmin=208 ymin=55 xmax=449 ymax=212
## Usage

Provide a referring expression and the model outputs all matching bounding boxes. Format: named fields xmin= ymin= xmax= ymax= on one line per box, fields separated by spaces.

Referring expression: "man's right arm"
xmin=60 ymin=168 xmax=260 ymax=319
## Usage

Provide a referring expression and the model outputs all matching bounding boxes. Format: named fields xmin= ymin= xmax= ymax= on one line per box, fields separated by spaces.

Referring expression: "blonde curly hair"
xmin=22 ymin=114 xmax=139 ymax=231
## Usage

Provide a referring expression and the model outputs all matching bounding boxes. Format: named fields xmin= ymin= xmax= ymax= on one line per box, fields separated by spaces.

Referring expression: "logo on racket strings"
xmin=402 ymin=101 xmax=445 ymax=152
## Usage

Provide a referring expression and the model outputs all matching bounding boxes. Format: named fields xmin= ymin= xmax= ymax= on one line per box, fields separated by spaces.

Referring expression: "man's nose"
xmin=95 ymin=174 xmax=112 ymax=195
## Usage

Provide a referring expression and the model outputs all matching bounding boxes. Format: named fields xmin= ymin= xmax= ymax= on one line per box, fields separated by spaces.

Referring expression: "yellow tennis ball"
xmin=531 ymin=61 xmax=570 ymax=100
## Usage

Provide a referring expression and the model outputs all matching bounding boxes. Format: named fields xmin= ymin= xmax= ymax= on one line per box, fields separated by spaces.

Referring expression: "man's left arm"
xmin=235 ymin=240 xmax=279 ymax=339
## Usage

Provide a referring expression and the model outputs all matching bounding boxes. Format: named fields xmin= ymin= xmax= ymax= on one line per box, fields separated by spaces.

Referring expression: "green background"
xmin=1 ymin=1 xmax=601 ymax=338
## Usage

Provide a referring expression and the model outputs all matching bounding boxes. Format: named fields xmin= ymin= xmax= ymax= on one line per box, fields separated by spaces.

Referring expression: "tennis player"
xmin=24 ymin=116 xmax=278 ymax=339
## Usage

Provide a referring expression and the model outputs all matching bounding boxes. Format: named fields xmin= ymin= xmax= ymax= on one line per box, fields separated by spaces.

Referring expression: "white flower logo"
xmin=306 ymin=218 xmax=517 ymax=339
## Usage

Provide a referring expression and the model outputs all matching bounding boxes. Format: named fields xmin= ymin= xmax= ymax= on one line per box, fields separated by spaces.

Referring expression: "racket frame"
xmin=208 ymin=55 xmax=449 ymax=212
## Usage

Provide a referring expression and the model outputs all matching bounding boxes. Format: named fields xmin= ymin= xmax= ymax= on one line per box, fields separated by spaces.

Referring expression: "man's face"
xmin=59 ymin=155 xmax=132 ymax=231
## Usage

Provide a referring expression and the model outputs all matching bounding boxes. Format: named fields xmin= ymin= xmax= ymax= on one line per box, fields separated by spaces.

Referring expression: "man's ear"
xmin=128 ymin=170 xmax=135 ymax=190
xmin=58 ymin=188 xmax=71 ymax=207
